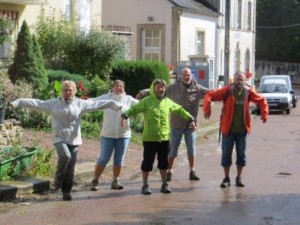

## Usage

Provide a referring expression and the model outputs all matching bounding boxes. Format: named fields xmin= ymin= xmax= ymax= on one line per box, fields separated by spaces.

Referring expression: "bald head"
xmin=233 ymin=71 xmax=246 ymax=89
xmin=181 ymin=67 xmax=192 ymax=84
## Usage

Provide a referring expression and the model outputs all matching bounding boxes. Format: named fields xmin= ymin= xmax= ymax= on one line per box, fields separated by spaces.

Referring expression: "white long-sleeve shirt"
xmin=11 ymin=97 xmax=121 ymax=145
xmin=93 ymin=92 xmax=138 ymax=138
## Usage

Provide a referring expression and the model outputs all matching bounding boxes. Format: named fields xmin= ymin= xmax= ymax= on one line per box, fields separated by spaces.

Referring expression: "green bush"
xmin=111 ymin=60 xmax=169 ymax=97
xmin=25 ymin=147 xmax=55 ymax=178
xmin=89 ymin=76 xmax=112 ymax=97
xmin=81 ymin=111 xmax=103 ymax=139
xmin=35 ymin=8 xmax=125 ymax=79
xmin=47 ymin=70 xmax=92 ymax=91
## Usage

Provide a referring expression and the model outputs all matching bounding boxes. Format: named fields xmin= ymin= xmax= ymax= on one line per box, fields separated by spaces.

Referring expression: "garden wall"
xmin=0 ymin=120 xmax=22 ymax=147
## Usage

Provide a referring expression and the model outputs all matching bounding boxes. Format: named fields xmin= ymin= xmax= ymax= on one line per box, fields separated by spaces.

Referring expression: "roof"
xmin=168 ymin=0 xmax=220 ymax=17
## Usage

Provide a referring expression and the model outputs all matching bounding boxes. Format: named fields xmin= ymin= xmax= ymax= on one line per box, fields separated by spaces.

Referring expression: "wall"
xmin=0 ymin=120 xmax=22 ymax=147
xmin=255 ymin=60 xmax=300 ymax=85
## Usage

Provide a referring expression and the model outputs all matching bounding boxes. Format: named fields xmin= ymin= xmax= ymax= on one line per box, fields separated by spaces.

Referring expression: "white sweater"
xmin=11 ymin=97 xmax=121 ymax=145
xmin=93 ymin=92 xmax=138 ymax=138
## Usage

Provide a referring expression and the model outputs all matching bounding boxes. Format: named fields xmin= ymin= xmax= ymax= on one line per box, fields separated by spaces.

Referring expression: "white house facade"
xmin=215 ymin=0 xmax=256 ymax=84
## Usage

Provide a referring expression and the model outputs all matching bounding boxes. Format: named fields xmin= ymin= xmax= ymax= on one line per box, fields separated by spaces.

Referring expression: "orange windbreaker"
xmin=203 ymin=84 xmax=269 ymax=136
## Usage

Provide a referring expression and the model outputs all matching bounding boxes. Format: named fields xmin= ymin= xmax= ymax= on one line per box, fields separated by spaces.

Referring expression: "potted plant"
xmin=0 ymin=145 xmax=38 ymax=180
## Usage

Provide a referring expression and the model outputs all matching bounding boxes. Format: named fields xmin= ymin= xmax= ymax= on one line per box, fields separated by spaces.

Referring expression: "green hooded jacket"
xmin=124 ymin=81 xmax=194 ymax=141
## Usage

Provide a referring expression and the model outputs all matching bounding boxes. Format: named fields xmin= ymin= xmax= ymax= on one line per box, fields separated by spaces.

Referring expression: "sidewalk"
xmin=0 ymin=102 xmax=223 ymax=201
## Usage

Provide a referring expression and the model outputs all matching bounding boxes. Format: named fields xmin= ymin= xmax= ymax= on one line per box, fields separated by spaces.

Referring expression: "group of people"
xmin=9 ymin=68 xmax=269 ymax=201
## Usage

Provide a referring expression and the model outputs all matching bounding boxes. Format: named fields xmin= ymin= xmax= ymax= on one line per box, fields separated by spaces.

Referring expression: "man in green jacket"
xmin=121 ymin=79 xmax=196 ymax=195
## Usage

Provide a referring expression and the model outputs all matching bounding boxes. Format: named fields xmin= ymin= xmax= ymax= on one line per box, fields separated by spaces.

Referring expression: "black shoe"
xmin=90 ymin=179 xmax=99 ymax=191
xmin=166 ymin=171 xmax=172 ymax=182
xmin=62 ymin=192 xmax=72 ymax=201
xmin=189 ymin=171 xmax=200 ymax=181
xmin=220 ymin=177 xmax=230 ymax=188
xmin=141 ymin=185 xmax=152 ymax=195
xmin=236 ymin=176 xmax=245 ymax=187
xmin=160 ymin=183 xmax=172 ymax=194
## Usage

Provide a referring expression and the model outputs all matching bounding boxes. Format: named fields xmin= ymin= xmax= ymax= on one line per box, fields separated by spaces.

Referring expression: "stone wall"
xmin=0 ymin=119 xmax=22 ymax=147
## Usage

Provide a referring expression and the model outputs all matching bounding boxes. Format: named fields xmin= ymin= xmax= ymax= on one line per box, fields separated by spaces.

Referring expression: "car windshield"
xmin=260 ymin=84 xmax=289 ymax=93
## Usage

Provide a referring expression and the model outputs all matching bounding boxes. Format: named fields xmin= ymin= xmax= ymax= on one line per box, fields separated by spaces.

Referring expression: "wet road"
xmin=1 ymin=90 xmax=300 ymax=225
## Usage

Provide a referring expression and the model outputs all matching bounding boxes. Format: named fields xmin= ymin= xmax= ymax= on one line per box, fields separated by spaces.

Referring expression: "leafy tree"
xmin=64 ymin=29 xmax=124 ymax=79
xmin=34 ymin=6 xmax=78 ymax=69
xmin=256 ymin=0 xmax=300 ymax=62
xmin=34 ymin=7 xmax=124 ymax=79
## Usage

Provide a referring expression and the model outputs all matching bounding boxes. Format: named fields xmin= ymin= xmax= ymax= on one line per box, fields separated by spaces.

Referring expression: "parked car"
xmin=259 ymin=75 xmax=297 ymax=108
xmin=257 ymin=79 xmax=293 ymax=114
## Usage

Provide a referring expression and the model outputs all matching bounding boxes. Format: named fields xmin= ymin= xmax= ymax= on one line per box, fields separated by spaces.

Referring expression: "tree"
xmin=32 ymin=35 xmax=48 ymax=90
xmin=34 ymin=8 xmax=125 ymax=80
xmin=8 ymin=20 xmax=48 ymax=93
xmin=256 ymin=0 xmax=300 ymax=62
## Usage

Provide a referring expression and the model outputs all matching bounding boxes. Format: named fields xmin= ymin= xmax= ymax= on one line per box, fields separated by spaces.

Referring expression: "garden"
xmin=0 ymin=8 xmax=170 ymax=181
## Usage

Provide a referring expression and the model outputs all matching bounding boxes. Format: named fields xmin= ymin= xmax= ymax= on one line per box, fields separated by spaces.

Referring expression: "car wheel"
xmin=286 ymin=108 xmax=291 ymax=114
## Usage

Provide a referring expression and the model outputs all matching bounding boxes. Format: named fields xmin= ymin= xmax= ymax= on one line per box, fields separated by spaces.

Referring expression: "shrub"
xmin=8 ymin=20 xmax=48 ymax=93
xmin=35 ymin=8 xmax=125 ymax=79
xmin=47 ymin=70 xmax=92 ymax=91
xmin=25 ymin=147 xmax=55 ymax=178
xmin=111 ymin=60 xmax=169 ymax=97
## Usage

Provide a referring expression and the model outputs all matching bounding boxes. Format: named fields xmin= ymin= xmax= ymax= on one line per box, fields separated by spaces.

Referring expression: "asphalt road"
xmin=0 ymin=88 xmax=300 ymax=225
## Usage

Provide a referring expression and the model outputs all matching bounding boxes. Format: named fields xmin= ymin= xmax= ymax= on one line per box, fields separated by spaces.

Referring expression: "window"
xmin=237 ymin=0 xmax=242 ymax=29
xmin=142 ymin=28 xmax=161 ymax=61
xmin=196 ymin=31 xmax=205 ymax=55
xmin=247 ymin=2 xmax=252 ymax=30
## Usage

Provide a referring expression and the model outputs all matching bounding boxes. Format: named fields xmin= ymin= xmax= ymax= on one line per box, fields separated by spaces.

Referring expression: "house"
xmin=1 ymin=0 xmax=257 ymax=87
xmin=99 ymin=0 xmax=219 ymax=88
xmin=0 ymin=0 xmax=66 ymax=58
xmin=199 ymin=0 xmax=256 ymax=85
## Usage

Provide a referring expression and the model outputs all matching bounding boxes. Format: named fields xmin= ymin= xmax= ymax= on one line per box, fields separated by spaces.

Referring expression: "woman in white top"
xmin=90 ymin=80 xmax=138 ymax=191
xmin=11 ymin=80 xmax=121 ymax=200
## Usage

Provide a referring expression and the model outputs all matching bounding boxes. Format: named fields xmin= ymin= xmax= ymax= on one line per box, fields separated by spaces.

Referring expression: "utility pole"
xmin=224 ymin=0 xmax=230 ymax=85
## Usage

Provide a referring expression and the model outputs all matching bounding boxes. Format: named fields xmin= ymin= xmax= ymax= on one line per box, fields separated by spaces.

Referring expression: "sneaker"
xmin=166 ymin=171 xmax=172 ymax=182
xmin=189 ymin=171 xmax=200 ymax=181
xmin=236 ymin=176 xmax=245 ymax=187
xmin=111 ymin=180 xmax=124 ymax=190
xmin=90 ymin=179 xmax=99 ymax=191
xmin=160 ymin=183 xmax=172 ymax=194
xmin=62 ymin=192 xmax=72 ymax=201
xmin=141 ymin=185 xmax=152 ymax=195
xmin=220 ymin=177 xmax=230 ymax=188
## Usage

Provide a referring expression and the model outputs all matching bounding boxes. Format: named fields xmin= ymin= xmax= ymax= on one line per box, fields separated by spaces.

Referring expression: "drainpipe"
xmin=224 ymin=0 xmax=230 ymax=85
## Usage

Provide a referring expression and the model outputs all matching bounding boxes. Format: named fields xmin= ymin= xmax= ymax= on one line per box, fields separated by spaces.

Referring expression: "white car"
xmin=258 ymin=79 xmax=293 ymax=114
xmin=259 ymin=75 xmax=297 ymax=108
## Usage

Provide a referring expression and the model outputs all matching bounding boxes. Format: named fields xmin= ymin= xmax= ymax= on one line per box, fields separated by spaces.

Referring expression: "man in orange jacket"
xmin=203 ymin=71 xmax=268 ymax=188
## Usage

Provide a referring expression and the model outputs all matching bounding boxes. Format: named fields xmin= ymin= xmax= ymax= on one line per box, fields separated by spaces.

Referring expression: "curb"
xmin=0 ymin=122 xmax=219 ymax=201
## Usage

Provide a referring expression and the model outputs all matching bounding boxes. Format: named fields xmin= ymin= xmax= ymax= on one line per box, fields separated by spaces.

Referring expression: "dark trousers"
xmin=141 ymin=141 xmax=169 ymax=171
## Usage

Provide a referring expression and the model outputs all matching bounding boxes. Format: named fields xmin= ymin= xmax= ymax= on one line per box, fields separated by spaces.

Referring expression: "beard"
xmin=112 ymin=92 xmax=123 ymax=101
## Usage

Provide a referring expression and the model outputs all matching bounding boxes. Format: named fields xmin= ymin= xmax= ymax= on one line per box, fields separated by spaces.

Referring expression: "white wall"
xmin=102 ymin=0 xmax=173 ymax=63
xmin=180 ymin=12 xmax=217 ymax=60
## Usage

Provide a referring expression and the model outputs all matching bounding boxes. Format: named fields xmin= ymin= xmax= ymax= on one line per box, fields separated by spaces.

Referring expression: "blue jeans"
xmin=54 ymin=142 xmax=78 ymax=193
xmin=221 ymin=132 xmax=248 ymax=167
xmin=97 ymin=137 xmax=130 ymax=167
xmin=168 ymin=128 xmax=196 ymax=158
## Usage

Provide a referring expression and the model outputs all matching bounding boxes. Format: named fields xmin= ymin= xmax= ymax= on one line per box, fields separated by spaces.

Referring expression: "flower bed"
xmin=0 ymin=147 xmax=38 ymax=180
